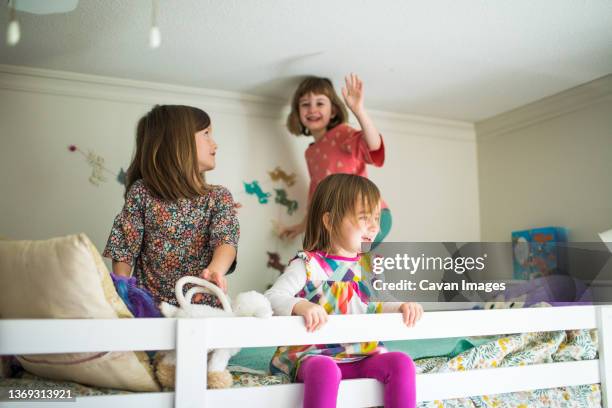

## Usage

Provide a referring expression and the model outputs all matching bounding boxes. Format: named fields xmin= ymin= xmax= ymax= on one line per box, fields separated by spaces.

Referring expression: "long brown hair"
xmin=286 ymin=77 xmax=348 ymax=136
xmin=303 ymin=174 xmax=381 ymax=253
xmin=125 ymin=105 xmax=211 ymax=201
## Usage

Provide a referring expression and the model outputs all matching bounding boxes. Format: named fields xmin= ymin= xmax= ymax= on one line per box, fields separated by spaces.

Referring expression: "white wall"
xmin=0 ymin=65 xmax=480 ymax=295
xmin=476 ymin=76 xmax=612 ymax=282
xmin=476 ymin=75 xmax=612 ymax=243
xmin=368 ymin=111 xmax=480 ymax=242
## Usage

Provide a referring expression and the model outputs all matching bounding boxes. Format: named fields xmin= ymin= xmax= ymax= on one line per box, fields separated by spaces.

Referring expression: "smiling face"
xmin=195 ymin=125 xmax=217 ymax=171
xmin=331 ymin=197 xmax=381 ymax=257
xmin=298 ymin=92 xmax=335 ymax=138
xmin=303 ymin=174 xmax=382 ymax=256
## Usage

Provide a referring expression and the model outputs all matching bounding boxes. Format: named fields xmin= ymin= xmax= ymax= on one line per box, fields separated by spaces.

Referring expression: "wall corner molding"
xmin=475 ymin=74 xmax=612 ymax=141
xmin=0 ymin=64 xmax=287 ymax=119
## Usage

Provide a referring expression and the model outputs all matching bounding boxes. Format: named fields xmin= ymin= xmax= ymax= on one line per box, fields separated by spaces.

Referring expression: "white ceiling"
xmin=1 ymin=0 xmax=611 ymax=122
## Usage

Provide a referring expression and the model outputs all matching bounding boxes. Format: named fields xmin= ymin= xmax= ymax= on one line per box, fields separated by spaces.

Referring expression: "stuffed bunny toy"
xmin=157 ymin=276 xmax=272 ymax=389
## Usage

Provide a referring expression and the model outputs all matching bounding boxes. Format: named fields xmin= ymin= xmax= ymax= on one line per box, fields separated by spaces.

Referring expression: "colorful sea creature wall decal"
xmin=244 ymin=180 xmax=272 ymax=204
xmin=68 ymin=145 xmax=126 ymax=187
xmin=274 ymin=188 xmax=298 ymax=215
xmin=268 ymin=166 xmax=296 ymax=187
xmin=266 ymin=251 xmax=286 ymax=274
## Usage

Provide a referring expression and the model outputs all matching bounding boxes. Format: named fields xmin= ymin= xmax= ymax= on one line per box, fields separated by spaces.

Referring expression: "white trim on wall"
xmin=0 ymin=64 xmax=474 ymax=141
xmin=0 ymin=64 xmax=284 ymax=119
xmin=475 ymin=74 xmax=612 ymax=140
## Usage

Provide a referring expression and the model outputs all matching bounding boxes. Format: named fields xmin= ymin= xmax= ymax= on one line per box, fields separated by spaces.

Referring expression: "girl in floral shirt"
xmin=103 ymin=105 xmax=239 ymax=307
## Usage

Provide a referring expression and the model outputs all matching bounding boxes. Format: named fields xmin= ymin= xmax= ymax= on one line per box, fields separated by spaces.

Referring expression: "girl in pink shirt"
xmin=279 ymin=74 xmax=391 ymax=245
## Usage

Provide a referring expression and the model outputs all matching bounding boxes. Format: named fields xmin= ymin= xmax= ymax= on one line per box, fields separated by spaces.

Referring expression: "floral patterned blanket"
xmin=416 ymin=329 xmax=600 ymax=407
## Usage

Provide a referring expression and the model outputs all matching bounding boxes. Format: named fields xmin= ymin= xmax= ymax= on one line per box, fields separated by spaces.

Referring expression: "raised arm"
xmin=342 ymin=73 xmax=381 ymax=151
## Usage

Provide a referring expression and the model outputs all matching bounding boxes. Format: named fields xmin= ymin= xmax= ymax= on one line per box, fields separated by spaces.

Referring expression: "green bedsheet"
xmin=228 ymin=337 xmax=488 ymax=372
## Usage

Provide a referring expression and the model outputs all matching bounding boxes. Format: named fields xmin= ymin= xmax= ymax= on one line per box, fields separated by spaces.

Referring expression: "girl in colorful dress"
xmin=279 ymin=74 xmax=391 ymax=246
xmin=103 ymin=105 xmax=239 ymax=307
xmin=266 ymin=174 xmax=422 ymax=408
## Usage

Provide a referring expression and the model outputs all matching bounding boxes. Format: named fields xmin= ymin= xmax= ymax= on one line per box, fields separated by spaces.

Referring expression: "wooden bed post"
xmin=598 ymin=305 xmax=612 ymax=408
xmin=175 ymin=318 xmax=208 ymax=408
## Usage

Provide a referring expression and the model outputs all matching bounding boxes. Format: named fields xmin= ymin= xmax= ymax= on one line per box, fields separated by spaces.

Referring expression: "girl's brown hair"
xmin=125 ymin=105 xmax=211 ymax=201
xmin=303 ymin=174 xmax=381 ymax=253
xmin=286 ymin=77 xmax=348 ymax=136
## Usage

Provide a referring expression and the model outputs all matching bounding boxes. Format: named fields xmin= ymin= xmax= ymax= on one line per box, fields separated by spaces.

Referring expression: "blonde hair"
xmin=303 ymin=174 xmax=381 ymax=253
xmin=125 ymin=105 xmax=211 ymax=201
xmin=286 ymin=77 xmax=348 ymax=136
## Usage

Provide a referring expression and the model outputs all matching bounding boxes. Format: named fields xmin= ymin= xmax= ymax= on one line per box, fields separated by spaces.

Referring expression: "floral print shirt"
xmin=103 ymin=179 xmax=239 ymax=306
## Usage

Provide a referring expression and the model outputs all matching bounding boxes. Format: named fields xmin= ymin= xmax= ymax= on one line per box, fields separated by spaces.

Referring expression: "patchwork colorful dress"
xmin=267 ymin=251 xmax=388 ymax=379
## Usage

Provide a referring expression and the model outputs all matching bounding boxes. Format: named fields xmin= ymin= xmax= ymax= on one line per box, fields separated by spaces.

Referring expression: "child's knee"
xmin=386 ymin=352 xmax=415 ymax=376
xmin=301 ymin=356 xmax=341 ymax=383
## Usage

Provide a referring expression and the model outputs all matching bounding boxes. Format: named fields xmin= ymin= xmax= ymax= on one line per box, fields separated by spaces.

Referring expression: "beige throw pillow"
xmin=0 ymin=234 xmax=160 ymax=392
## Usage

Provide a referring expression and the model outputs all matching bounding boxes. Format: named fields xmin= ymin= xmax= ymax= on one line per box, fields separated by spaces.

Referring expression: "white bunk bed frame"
xmin=1 ymin=305 xmax=610 ymax=408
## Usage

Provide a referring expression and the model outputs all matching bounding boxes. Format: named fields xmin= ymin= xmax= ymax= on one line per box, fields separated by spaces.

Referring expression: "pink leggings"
xmin=296 ymin=352 xmax=416 ymax=408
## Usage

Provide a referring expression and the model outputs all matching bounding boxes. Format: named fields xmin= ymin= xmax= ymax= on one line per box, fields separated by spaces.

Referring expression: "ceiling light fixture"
xmin=149 ymin=0 xmax=160 ymax=49
xmin=6 ymin=0 xmax=20 ymax=46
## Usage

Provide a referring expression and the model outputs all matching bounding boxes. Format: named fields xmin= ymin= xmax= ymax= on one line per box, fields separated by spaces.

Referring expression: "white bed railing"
xmin=1 ymin=305 xmax=610 ymax=408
